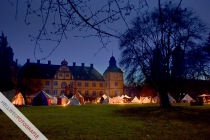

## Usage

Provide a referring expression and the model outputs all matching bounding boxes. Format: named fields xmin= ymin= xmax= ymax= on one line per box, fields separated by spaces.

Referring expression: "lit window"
xmin=54 ymin=81 xmax=58 ymax=86
xmin=92 ymin=91 xmax=96 ymax=96
xmin=85 ymin=82 xmax=89 ymax=87
xmin=45 ymin=81 xmax=50 ymax=86
xmin=54 ymin=90 xmax=58 ymax=96
xmin=78 ymin=82 xmax=81 ymax=87
xmin=92 ymin=83 xmax=96 ymax=87
xmin=70 ymin=82 xmax=74 ymax=87
xmin=85 ymin=91 xmax=89 ymax=96
xmin=45 ymin=90 xmax=50 ymax=94
xmin=100 ymin=83 xmax=103 ymax=87
xmin=61 ymin=82 xmax=67 ymax=88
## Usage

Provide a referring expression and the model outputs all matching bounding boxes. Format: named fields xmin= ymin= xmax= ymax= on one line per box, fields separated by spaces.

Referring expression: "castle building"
xmin=18 ymin=55 xmax=124 ymax=100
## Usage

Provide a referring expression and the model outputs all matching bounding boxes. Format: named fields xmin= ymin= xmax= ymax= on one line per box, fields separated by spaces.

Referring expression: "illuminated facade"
xmin=19 ymin=56 xmax=123 ymax=99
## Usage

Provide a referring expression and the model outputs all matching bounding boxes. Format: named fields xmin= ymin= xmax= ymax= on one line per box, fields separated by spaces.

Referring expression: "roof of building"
xmin=19 ymin=60 xmax=104 ymax=81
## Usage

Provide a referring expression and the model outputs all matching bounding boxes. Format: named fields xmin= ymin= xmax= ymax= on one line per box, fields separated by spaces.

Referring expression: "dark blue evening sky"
xmin=0 ymin=0 xmax=209 ymax=74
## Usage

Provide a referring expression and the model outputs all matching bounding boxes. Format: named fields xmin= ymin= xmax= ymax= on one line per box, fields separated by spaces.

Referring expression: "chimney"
xmin=90 ymin=63 xmax=93 ymax=68
xmin=15 ymin=59 xmax=18 ymax=66
xmin=37 ymin=60 xmax=40 ymax=64
xmin=27 ymin=59 xmax=30 ymax=63
xmin=48 ymin=60 xmax=51 ymax=65
xmin=73 ymin=62 xmax=76 ymax=67
xmin=81 ymin=63 xmax=84 ymax=67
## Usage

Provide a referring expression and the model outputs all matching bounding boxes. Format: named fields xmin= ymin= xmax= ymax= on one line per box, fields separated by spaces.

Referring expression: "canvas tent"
xmin=124 ymin=95 xmax=131 ymax=99
xmin=180 ymin=94 xmax=193 ymax=103
xmin=32 ymin=91 xmax=51 ymax=106
xmin=152 ymin=95 xmax=160 ymax=103
xmin=131 ymin=96 xmax=140 ymax=103
xmin=51 ymin=97 xmax=57 ymax=105
xmin=57 ymin=94 xmax=69 ymax=105
xmin=2 ymin=89 xmax=15 ymax=102
xmin=102 ymin=94 xmax=107 ymax=99
xmin=12 ymin=92 xmax=25 ymax=105
xmin=168 ymin=93 xmax=176 ymax=103
xmin=140 ymin=96 xmax=151 ymax=103
xmin=112 ymin=96 xmax=123 ymax=103
xmin=103 ymin=96 xmax=113 ymax=104
xmin=74 ymin=92 xmax=85 ymax=105
xmin=68 ymin=96 xmax=81 ymax=106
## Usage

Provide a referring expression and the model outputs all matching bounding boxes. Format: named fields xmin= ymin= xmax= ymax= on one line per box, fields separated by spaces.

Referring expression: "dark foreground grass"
xmin=0 ymin=103 xmax=210 ymax=140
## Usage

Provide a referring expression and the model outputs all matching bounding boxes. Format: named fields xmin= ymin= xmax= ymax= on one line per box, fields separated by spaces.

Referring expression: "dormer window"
xmin=63 ymin=68 xmax=66 ymax=71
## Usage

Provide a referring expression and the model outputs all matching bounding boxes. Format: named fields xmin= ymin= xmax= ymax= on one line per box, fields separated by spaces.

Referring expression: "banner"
xmin=0 ymin=92 xmax=48 ymax=140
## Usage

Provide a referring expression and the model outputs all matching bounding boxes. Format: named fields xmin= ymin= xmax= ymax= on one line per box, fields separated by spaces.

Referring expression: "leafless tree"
xmin=119 ymin=1 xmax=208 ymax=107
xmin=8 ymin=0 xmax=149 ymax=59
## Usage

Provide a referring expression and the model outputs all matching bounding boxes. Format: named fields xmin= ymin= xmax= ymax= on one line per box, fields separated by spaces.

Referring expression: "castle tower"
xmin=103 ymin=55 xmax=123 ymax=97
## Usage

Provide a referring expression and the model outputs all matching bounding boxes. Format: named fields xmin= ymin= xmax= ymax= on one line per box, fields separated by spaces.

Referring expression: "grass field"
xmin=0 ymin=103 xmax=210 ymax=140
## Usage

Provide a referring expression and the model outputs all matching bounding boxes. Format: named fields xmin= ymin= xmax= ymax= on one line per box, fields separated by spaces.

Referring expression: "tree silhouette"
xmin=119 ymin=1 xmax=208 ymax=107
xmin=8 ymin=0 xmax=149 ymax=59
xmin=0 ymin=32 xmax=15 ymax=91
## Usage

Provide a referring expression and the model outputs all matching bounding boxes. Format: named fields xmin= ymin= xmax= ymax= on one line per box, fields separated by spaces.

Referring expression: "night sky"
xmin=0 ymin=0 xmax=210 ymax=74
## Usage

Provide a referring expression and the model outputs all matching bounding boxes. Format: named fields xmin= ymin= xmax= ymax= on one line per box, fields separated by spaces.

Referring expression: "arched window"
xmin=61 ymin=82 xmax=67 ymax=88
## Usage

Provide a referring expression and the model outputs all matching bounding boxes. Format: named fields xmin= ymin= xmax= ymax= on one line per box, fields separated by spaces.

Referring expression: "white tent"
xmin=12 ymin=92 xmax=25 ymax=105
xmin=168 ymin=93 xmax=176 ymax=103
xmin=102 ymin=94 xmax=107 ymax=99
xmin=57 ymin=94 xmax=69 ymax=105
xmin=131 ymin=96 xmax=140 ymax=103
xmin=120 ymin=95 xmax=125 ymax=98
xmin=140 ymin=96 xmax=151 ymax=103
xmin=103 ymin=96 xmax=113 ymax=104
xmin=180 ymin=94 xmax=193 ymax=103
xmin=124 ymin=95 xmax=131 ymax=99
xmin=51 ymin=97 xmax=57 ymax=105
xmin=152 ymin=95 xmax=160 ymax=103
xmin=112 ymin=96 xmax=123 ymax=103
xmin=68 ymin=96 xmax=81 ymax=106
xmin=139 ymin=96 xmax=145 ymax=103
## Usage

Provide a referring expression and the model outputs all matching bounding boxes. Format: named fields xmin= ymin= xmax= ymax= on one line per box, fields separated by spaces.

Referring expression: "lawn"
xmin=0 ymin=103 xmax=210 ymax=140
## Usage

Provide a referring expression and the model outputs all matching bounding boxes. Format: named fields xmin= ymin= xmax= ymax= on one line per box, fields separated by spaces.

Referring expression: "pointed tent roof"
xmin=102 ymin=94 xmax=107 ymax=99
xmin=181 ymin=94 xmax=193 ymax=103
xmin=32 ymin=91 xmax=51 ymax=106
xmin=141 ymin=97 xmax=151 ymax=103
xmin=124 ymin=95 xmax=131 ymax=99
xmin=168 ymin=93 xmax=176 ymax=103
xmin=12 ymin=92 xmax=25 ymax=105
xmin=152 ymin=95 xmax=160 ymax=103
xmin=103 ymin=96 xmax=113 ymax=104
xmin=59 ymin=94 xmax=68 ymax=98
xmin=131 ymin=96 xmax=140 ymax=103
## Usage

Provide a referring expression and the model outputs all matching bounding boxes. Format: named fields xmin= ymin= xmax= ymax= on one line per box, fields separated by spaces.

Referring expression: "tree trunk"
xmin=159 ymin=90 xmax=171 ymax=107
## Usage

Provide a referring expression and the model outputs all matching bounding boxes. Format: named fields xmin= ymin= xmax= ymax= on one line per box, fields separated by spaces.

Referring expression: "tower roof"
xmin=104 ymin=55 xmax=123 ymax=74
